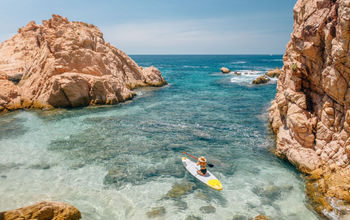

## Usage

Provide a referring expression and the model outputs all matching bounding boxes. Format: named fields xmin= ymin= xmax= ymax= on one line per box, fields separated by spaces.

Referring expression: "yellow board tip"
xmin=207 ymin=179 xmax=223 ymax=191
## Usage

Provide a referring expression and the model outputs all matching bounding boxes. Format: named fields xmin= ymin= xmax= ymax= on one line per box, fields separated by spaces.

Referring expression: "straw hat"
xmin=198 ymin=156 xmax=207 ymax=162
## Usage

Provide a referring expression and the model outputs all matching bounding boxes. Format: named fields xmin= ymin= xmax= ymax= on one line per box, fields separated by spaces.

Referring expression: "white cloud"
xmin=101 ymin=19 xmax=288 ymax=54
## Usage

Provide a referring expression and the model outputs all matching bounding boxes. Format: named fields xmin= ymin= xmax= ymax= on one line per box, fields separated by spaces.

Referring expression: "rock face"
xmin=269 ymin=0 xmax=350 ymax=214
xmin=220 ymin=67 xmax=230 ymax=73
xmin=0 ymin=201 xmax=81 ymax=220
xmin=0 ymin=14 xmax=166 ymax=111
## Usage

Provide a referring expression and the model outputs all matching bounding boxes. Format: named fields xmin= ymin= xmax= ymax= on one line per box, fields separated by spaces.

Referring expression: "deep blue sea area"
xmin=0 ymin=55 xmax=321 ymax=219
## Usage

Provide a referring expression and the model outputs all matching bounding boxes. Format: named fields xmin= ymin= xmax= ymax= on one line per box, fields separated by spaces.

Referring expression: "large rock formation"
xmin=0 ymin=201 xmax=81 ymax=220
xmin=0 ymin=14 xmax=166 ymax=111
xmin=269 ymin=0 xmax=350 ymax=214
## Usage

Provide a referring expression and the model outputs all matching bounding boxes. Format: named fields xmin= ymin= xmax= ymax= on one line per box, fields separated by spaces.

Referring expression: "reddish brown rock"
xmin=220 ymin=67 xmax=230 ymax=73
xmin=269 ymin=0 xmax=350 ymax=216
xmin=0 ymin=201 xmax=81 ymax=220
xmin=0 ymin=14 xmax=166 ymax=112
xmin=251 ymin=214 xmax=271 ymax=220
xmin=252 ymin=75 xmax=270 ymax=84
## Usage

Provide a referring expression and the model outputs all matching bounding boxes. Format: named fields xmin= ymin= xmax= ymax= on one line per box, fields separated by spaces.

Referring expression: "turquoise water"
xmin=0 ymin=55 xmax=320 ymax=219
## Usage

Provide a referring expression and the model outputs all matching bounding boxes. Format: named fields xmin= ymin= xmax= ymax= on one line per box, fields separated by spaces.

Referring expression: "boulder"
xmin=0 ymin=14 xmax=167 ymax=112
xmin=0 ymin=201 xmax=81 ymax=220
xmin=252 ymin=76 xmax=270 ymax=84
xmin=220 ymin=67 xmax=230 ymax=73
xmin=251 ymin=215 xmax=270 ymax=220
xmin=265 ymin=67 xmax=282 ymax=78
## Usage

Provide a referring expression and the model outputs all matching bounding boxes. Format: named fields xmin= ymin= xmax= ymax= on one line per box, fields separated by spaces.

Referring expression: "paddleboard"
xmin=182 ymin=157 xmax=223 ymax=191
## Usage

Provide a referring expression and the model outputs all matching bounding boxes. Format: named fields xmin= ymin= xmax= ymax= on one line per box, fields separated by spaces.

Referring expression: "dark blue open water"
xmin=0 ymin=55 xmax=320 ymax=219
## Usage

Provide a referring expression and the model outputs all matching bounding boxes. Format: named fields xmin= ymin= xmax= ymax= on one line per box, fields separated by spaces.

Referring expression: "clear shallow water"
xmin=0 ymin=55 xmax=320 ymax=219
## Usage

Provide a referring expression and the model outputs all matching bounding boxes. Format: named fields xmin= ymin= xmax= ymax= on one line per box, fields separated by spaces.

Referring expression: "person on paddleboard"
xmin=197 ymin=156 xmax=207 ymax=176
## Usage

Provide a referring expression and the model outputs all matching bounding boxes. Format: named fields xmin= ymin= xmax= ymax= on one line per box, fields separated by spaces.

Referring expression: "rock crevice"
xmin=269 ymin=0 xmax=350 ymax=214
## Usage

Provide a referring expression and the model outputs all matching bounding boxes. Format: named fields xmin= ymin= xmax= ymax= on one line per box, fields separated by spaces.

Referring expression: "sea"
xmin=0 ymin=55 xmax=321 ymax=219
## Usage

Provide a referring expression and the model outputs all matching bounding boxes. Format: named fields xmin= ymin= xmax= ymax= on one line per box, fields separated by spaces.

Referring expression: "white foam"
xmin=231 ymin=61 xmax=247 ymax=64
xmin=228 ymin=70 xmax=278 ymax=85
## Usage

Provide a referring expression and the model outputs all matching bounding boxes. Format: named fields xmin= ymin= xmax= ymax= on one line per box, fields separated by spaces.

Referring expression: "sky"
xmin=0 ymin=0 xmax=297 ymax=54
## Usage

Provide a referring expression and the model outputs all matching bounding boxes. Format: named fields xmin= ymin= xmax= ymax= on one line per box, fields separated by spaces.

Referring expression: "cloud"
xmin=0 ymin=18 xmax=289 ymax=54
xmin=101 ymin=19 xmax=289 ymax=54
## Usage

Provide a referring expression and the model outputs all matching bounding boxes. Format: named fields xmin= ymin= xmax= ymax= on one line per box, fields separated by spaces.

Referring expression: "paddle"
xmin=183 ymin=151 xmax=214 ymax=168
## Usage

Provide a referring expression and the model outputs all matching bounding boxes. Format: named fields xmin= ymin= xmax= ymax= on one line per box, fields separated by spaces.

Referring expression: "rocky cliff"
xmin=269 ymin=0 xmax=350 ymax=214
xmin=0 ymin=14 xmax=166 ymax=112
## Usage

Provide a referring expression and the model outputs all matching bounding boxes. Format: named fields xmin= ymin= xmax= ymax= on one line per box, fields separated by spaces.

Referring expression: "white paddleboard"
xmin=182 ymin=157 xmax=223 ymax=191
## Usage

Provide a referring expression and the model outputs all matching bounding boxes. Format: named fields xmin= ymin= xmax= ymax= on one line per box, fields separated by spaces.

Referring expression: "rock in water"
xmin=0 ymin=14 xmax=166 ymax=112
xmin=220 ymin=67 xmax=230 ymax=73
xmin=265 ymin=67 xmax=282 ymax=78
xmin=268 ymin=0 xmax=350 ymax=215
xmin=0 ymin=201 xmax=81 ymax=220
xmin=199 ymin=205 xmax=216 ymax=214
xmin=162 ymin=182 xmax=196 ymax=199
xmin=251 ymin=215 xmax=270 ymax=220
xmin=146 ymin=206 xmax=166 ymax=218
xmin=185 ymin=215 xmax=202 ymax=220
xmin=252 ymin=76 xmax=270 ymax=84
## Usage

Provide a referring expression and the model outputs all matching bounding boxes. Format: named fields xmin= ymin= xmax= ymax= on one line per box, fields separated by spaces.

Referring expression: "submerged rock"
xmin=0 ymin=201 xmax=81 ymax=220
xmin=232 ymin=214 xmax=248 ymax=220
xmin=265 ymin=67 xmax=282 ymax=78
xmin=220 ymin=67 xmax=230 ymax=73
xmin=199 ymin=205 xmax=216 ymax=214
xmin=252 ymin=184 xmax=293 ymax=205
xmin=163 ymin=182 xmax=196 ymax=199
xmin=174 ymin=200 xmax=188 ymax=210
xmin=0 ymin=14 xmax=166 ymax=112
xmin=29 ymin=164 xmax=50 ymax=169
xmin=252 ymin=76 xmax=270 ymax=84
xmin=186 ymin=215 xmax=202 ymax=220
xmin=146 ymin=206 xmax=166 ymax=218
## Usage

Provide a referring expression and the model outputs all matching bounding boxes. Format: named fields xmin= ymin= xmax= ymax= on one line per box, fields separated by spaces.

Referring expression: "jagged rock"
xmin=252 ymin=76 xmax=270 ymax=84
xmin=220 ymin=67 xmax=230 ymax=73
xmin=265 ymin=67 xmax=282 ymax=78
xmin=0 ymin=14 xmax=166 ymax=112
xmin=0 ymin=201 xmax=81 ymax=220
xmin=269 ymin=0 xmax=350 ymax=215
